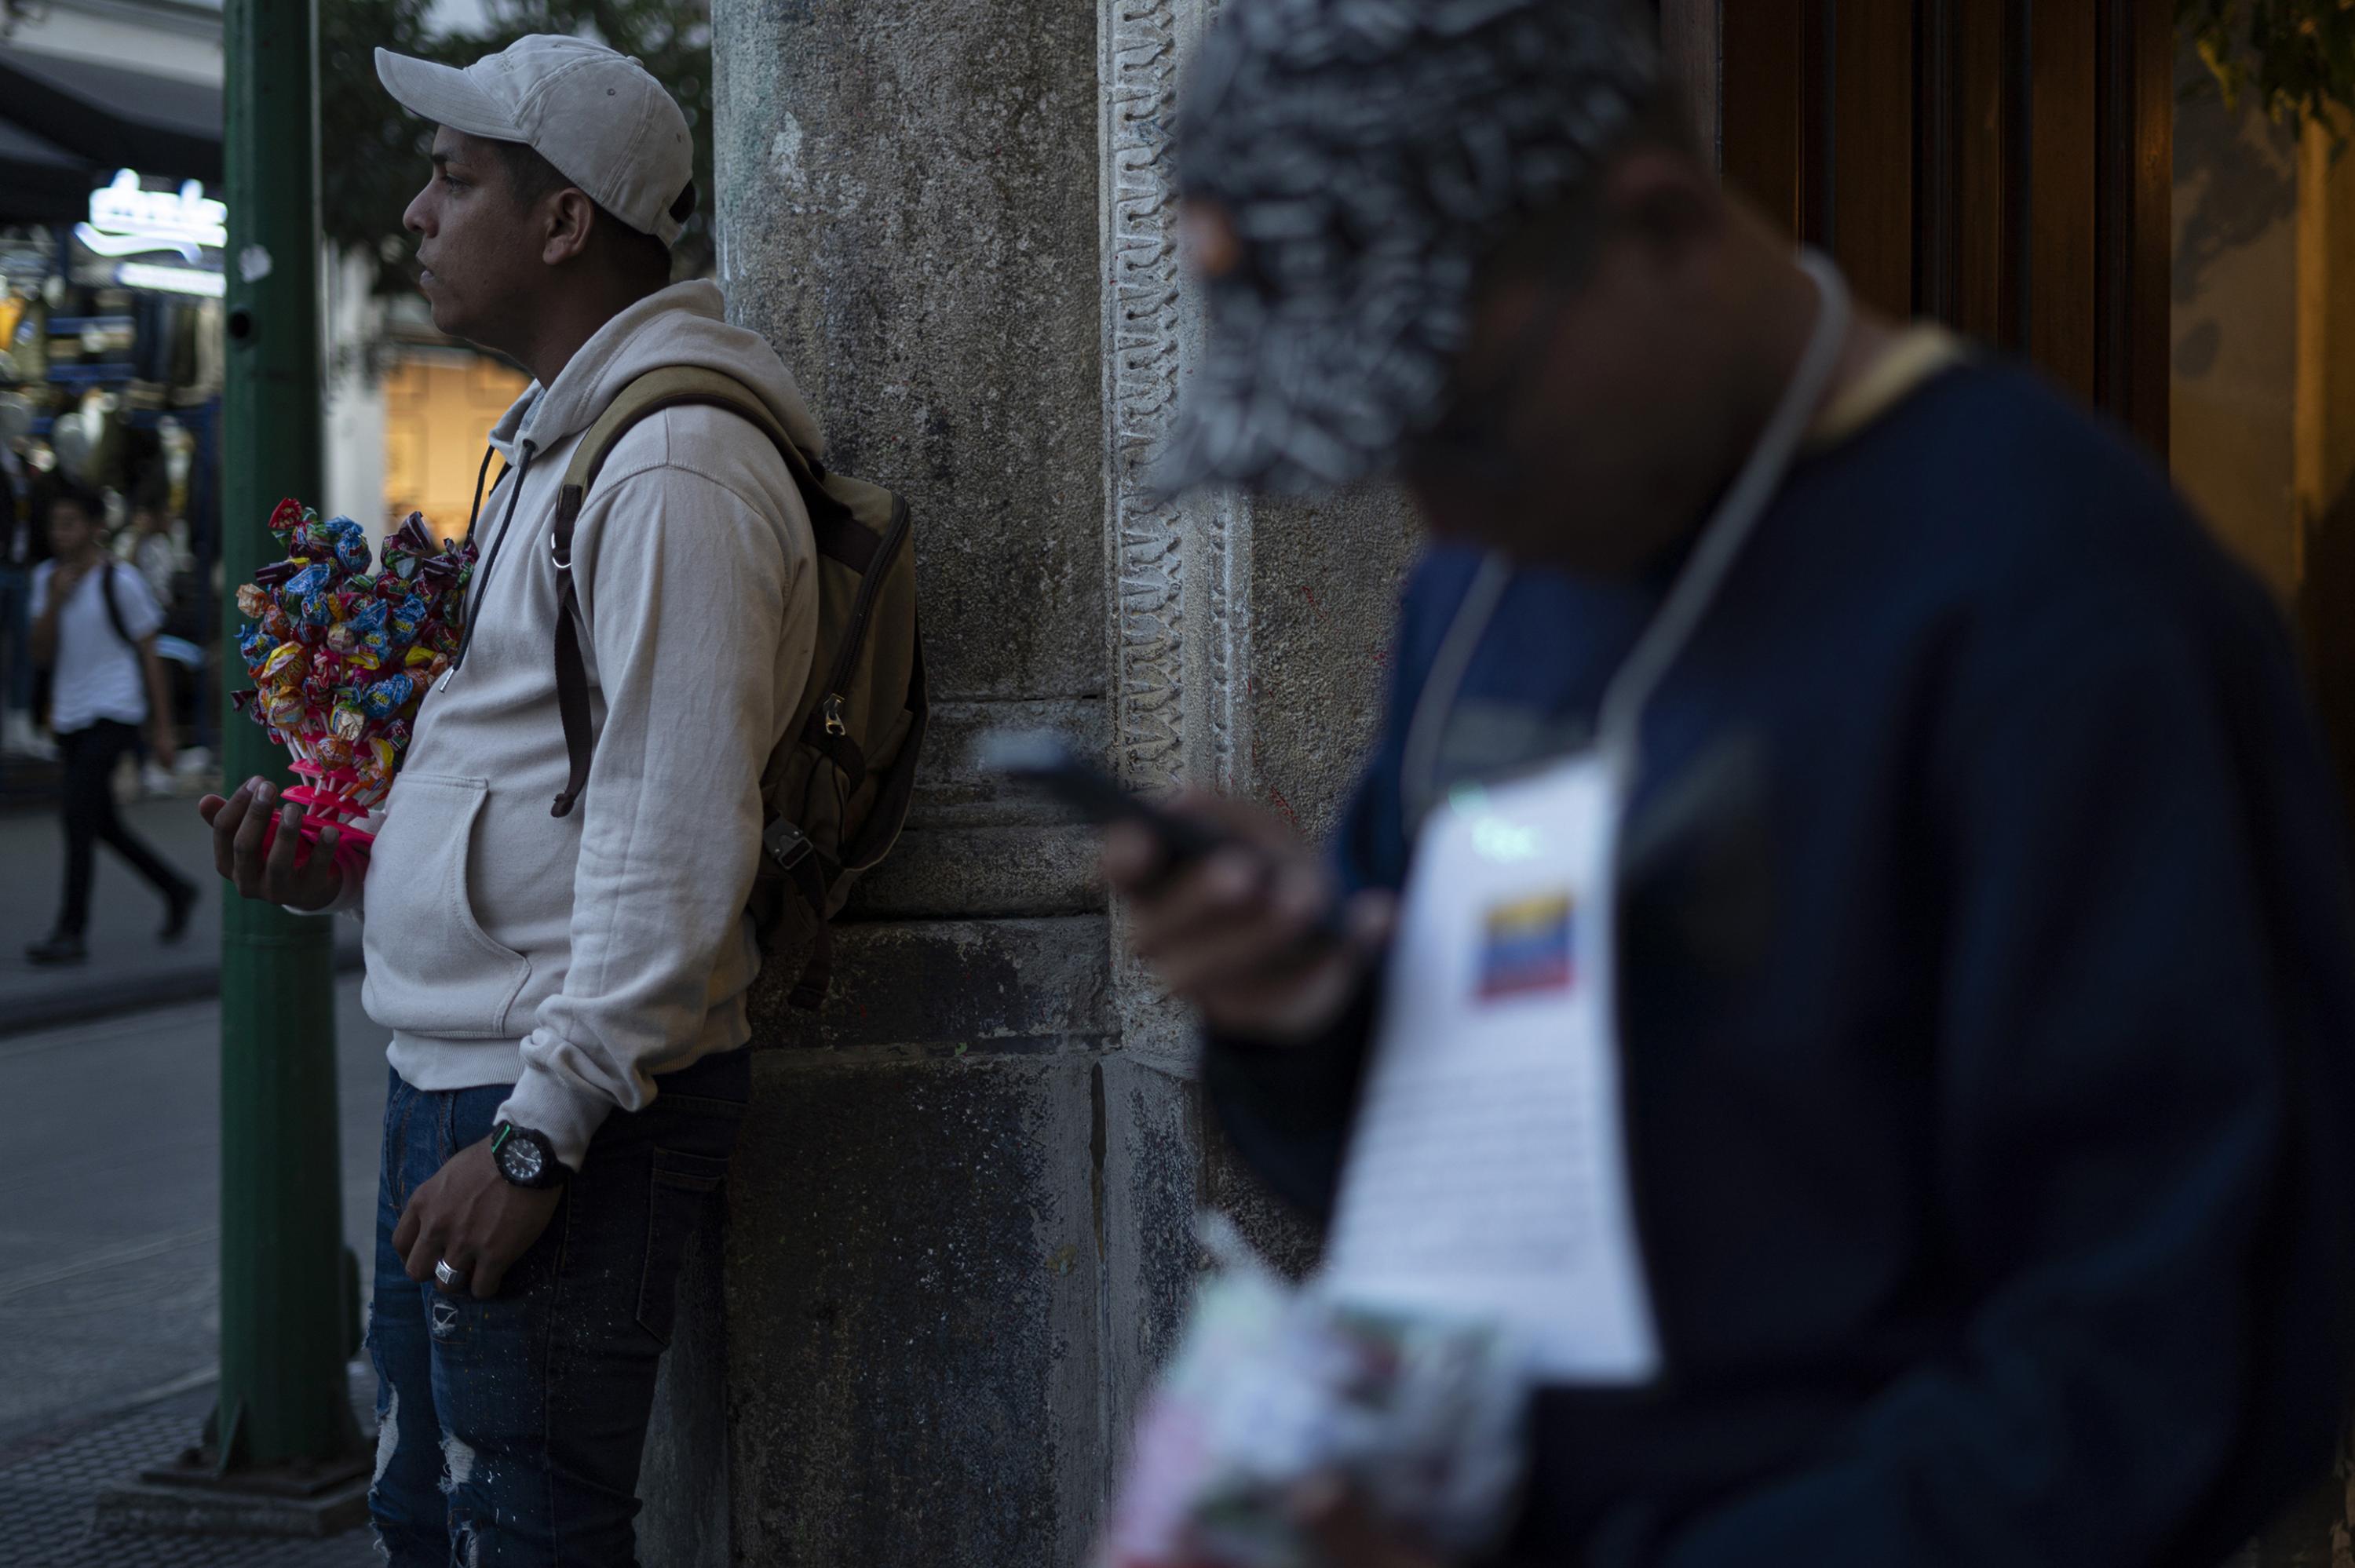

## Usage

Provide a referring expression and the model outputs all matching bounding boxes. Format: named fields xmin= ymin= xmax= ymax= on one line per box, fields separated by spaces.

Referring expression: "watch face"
xmin=502 ymin=1135 xmax=546 ymax=1185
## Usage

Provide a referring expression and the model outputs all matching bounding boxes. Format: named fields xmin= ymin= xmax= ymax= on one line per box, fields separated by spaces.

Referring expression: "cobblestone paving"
xmin=0 ymin=1369 xmax=381 ymax=1567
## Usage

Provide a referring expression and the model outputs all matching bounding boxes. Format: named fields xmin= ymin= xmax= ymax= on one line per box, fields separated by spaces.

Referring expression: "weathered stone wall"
xmin=649 ymin=2 xmax=1418 ymax=1563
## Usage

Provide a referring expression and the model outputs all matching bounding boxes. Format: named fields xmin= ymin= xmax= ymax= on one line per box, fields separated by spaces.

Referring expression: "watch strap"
xmin=491 ymin=1122 xmax=568 ymax=1188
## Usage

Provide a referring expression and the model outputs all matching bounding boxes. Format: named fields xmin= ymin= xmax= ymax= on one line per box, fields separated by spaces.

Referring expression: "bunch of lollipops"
xmin=230 ymin=499 xmax=476 ymax=876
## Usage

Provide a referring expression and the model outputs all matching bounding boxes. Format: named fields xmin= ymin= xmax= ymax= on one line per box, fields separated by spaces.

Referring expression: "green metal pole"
xmin=217 ymin=0 xmax=353 ymax=1470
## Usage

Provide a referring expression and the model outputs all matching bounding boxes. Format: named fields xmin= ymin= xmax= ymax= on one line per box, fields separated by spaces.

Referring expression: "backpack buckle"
xmin=549 ymin=528 xmax=571 ymax=573
xmin=762 ymin=819 xmax=813 ymax=871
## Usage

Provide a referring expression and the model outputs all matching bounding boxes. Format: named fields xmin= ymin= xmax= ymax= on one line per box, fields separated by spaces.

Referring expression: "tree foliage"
xmin=2179 ymin=0 xmax=2355 ymax=129
xmin=319 ymin=0 xmax=713 ymax=295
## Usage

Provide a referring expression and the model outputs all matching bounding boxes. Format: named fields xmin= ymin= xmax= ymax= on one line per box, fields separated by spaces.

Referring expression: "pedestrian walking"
xmin=26 ymin=477 xmax=196 ymax=966
xmin=197 ymin=34 xmax=922 ymax=1567
xmin=1104 ymin=2 xmax=2355 ymax=1564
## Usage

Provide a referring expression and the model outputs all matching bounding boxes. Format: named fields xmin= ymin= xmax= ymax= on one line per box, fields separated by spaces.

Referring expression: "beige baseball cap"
xmin=375 ymin=35 xmax=695 ymax=246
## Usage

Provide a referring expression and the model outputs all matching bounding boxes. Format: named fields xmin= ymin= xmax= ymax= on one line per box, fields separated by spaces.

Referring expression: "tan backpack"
xmin=546 ymin=365 xmax=927 ymax=1010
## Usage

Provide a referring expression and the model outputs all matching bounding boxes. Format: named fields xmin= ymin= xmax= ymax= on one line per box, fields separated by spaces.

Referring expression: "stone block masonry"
xmin=656 ymin=1 xmax=1419 ymax=1563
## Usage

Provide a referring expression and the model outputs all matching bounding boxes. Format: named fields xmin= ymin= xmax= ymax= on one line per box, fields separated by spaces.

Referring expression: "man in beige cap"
xmin=199 ymin=33 xmax=821 ymax=1566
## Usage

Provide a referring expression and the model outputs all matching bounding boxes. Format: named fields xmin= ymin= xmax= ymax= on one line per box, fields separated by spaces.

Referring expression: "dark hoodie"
xmin=1206 ymin=357 xmax=2355 ymax=1567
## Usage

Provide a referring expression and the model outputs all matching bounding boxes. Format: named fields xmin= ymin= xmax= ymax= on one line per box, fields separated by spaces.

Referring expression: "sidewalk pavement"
xmin=0 ymin=979 xmax=389 ymax=1441
xmin=0 ymin=796 xmax=363 ymax=1036
xmin=0 ymin=1371 xmax=381 ymax=1567
xmin=0 ymin=977 xmax=389 ymax=1563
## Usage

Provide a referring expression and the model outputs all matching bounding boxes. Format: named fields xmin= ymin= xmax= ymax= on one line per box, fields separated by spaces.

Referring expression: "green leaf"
xmin=2178 ymin=0 xmax=2355 ymax=133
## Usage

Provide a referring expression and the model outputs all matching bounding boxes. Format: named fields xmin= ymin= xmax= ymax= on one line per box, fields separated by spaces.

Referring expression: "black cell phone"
xmin=980 ymin=729 xmax=1348 ymax=943
xmin=977 ymin=729 xmax=1228 ymax=868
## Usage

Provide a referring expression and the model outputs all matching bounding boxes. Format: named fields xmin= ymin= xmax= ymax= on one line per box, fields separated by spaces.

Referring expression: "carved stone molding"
xmin=1101 ymin=0 xmax=1247 ymax=1058
xmin=1101 ymin=0 xmax=1247 ymax=1056
xmin=1102 ymin=0 xmax=1247 ymax=802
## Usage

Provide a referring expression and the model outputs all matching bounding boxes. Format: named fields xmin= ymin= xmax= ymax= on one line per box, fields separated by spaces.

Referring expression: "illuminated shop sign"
xmin=115 ymin=261 xmax=224 ymax=297
xmin=77 ymin=170 xmax=228 ymax=261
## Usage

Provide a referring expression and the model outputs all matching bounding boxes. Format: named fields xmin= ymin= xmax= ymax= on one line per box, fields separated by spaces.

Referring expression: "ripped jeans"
xmin=365 ymin=1051 xmax=750 ymax=1566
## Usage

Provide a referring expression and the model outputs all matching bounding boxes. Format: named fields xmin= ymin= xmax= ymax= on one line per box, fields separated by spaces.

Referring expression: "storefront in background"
xmin=382 ymin=334 xmax=531 ymax=543
xmin=2 ymin=172 xmax=224 ymax=612
xmin=2 ymin=35 xmax=225 ymax=671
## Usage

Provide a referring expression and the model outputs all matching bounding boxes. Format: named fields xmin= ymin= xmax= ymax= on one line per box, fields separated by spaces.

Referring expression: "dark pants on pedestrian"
xmin=366 ymin=1048 xmax=750 ymax=1567
xmin=54 ymin=719 xmax=187 ymax=936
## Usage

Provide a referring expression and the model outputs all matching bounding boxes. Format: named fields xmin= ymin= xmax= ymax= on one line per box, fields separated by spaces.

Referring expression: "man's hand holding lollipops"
xmin=200 ymin=775 xmax=352 ymax=910
xmin=198 ymin=499 xmax=476 ymax=903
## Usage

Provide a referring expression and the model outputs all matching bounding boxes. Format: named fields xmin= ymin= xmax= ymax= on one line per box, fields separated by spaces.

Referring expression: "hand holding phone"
xmin=978 ymin=729 xmax=1232 ymax=872
xmin=983 ymin=731 xmax=1392 ymax=1041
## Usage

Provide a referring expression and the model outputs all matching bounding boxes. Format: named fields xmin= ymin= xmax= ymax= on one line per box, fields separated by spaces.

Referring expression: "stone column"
xmin=658 ymin=2 xmax=1417 ymax=1563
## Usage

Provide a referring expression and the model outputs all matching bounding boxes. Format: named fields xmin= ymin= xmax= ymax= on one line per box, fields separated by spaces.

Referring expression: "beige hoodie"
xmin=355 ymin=281 xmax=820 ymax=1168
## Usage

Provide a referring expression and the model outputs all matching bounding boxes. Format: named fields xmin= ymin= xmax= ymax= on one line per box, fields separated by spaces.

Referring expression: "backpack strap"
xmin=761 ymin=818 xmax=838 ymax=1011
xmin=550 ymin=510 xmax=593 ymax=816
xmin=100 ymin=562 xmax=137 ymax=651
xmin=546 ymin=366 xmax=820 ymax=819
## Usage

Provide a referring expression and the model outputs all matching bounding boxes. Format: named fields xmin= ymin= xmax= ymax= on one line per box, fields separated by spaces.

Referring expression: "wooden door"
xmin=1659 ymin=0 xmax=2174 ymax=458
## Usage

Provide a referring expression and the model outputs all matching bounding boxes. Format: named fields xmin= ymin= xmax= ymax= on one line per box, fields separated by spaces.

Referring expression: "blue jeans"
xmin=366 ymin=1049 xmax=750 ymax=1566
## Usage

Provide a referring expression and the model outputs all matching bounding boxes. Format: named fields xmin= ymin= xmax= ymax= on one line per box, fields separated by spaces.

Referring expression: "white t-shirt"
xmin=33 ymin=559 xmax=162 ymax=734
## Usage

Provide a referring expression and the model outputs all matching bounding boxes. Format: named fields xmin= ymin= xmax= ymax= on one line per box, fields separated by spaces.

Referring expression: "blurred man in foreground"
xmin=1106 ymin=1 xmax=2355 ymax=1563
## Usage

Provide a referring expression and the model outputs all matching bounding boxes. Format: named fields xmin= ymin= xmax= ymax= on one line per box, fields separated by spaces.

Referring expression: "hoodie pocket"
xmin=360 ymin=772 xmax=534 ymax=1040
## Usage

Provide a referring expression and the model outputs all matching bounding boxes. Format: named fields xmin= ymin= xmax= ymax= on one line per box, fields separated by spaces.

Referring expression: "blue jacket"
xmin=1205 ymin=362 xmax=2355 ymax=1566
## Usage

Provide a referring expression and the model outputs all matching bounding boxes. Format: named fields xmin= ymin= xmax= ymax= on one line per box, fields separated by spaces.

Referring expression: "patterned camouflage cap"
xmin=1159 ymin=0 xmax=1661 ymax=496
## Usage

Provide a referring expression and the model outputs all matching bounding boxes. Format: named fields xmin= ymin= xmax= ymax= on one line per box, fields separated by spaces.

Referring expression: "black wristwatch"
xmin=491 ymin=1123 xmax=568 ymax=1190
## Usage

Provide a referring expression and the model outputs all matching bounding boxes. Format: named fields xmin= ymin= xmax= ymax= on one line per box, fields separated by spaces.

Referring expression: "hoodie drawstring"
xmin=466 ymin=443 xmax=502 ymax=536
xmin=447 ymin=438 xmax=535 ymax=679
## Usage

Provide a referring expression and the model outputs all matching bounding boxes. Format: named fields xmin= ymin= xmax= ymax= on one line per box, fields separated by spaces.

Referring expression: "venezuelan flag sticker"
xmin=1477 ymin=891 xmax=1575 ymax=1000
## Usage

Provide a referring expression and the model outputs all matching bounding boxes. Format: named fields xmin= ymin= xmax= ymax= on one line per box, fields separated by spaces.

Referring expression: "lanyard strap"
xmin=1595 ymin=252 xmax=1849 ymax=760
xmin=1403 ymin=250 xmax=1854 ymax=812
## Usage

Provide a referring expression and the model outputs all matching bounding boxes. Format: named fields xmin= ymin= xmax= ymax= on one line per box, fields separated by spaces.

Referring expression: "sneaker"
xmin=161 ymin=881 xmax=199 ymax=944
xmin=26 ymin=933 xmax=87 ymax=966
xmin=141 ymin=761 xmax=174 ymax=797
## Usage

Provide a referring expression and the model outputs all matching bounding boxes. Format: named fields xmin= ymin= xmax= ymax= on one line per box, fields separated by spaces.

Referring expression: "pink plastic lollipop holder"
xmin=255 ymin=760 xmax=377 ymax=879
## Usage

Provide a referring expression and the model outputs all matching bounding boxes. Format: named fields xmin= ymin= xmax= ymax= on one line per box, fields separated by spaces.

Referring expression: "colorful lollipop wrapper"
xmin=330 ymin=521 xmax=372 ymax=574
xmin=259 ymin=641 xmax=308 ymax=689
xmin=360 ymin=671 xmax=416 ymax=720
xmin=232 ymin=496 xmax=478 ymax=866
xmin=263 ymin=687 xmax=306 ymax=730
xmin=283 ymin=561 xmax=333 ymax=603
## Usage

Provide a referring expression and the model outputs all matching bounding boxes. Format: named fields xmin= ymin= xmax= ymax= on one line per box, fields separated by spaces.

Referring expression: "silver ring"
xmin=433 ymin=1259 xmax=468 ymax=1290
